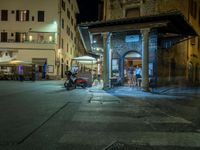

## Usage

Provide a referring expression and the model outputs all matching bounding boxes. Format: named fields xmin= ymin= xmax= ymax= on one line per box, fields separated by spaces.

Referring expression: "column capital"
xmin=140 ymin=28 xmax=151 ymax=36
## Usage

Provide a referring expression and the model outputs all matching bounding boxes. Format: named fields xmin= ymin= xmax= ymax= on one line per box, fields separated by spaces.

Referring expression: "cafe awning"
xmin=0 ymin=59 xmax=33 ymax=66
xmin=72 ymin=56 xmax=97 ymax=64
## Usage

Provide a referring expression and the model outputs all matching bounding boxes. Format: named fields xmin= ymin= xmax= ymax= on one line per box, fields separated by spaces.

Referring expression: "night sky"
xmin=76 ymin=0 xmax=100 ymax=23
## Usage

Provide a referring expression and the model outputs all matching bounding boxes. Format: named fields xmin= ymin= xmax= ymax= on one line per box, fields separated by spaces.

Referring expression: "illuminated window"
xmin=15 ymin=32 xmax=26 ymax=42
xmin=16 ymin=10 xmax=29 ymax=21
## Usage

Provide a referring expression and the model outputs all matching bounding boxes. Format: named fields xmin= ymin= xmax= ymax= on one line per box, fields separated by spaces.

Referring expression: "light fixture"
xmin=29 ymin=35 xmax=33 ymax=41
xmin=49 ymin=36 xmax=52 ymax=42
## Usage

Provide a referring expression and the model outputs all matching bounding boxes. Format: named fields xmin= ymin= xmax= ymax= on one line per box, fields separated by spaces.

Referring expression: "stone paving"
xmin=0 ymin=81 xmax=200 ymax=150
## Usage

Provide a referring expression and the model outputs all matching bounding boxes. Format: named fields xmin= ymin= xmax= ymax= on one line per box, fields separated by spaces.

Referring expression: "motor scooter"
xmin=64 ymin=70 xmax=88 ymax=90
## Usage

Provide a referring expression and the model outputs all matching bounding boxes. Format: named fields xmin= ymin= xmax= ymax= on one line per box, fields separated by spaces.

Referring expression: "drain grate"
xmin=89 ymin=99 xmax=120 ymax=104
xmin=103 ymin=141 xmax=125 ymax=150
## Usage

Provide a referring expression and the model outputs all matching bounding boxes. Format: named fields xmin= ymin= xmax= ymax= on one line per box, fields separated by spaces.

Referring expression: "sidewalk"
xmin=88 ymin=83 xmax=200 ymax=98
xmin=152 ymin=85 xmax=200 ymax=95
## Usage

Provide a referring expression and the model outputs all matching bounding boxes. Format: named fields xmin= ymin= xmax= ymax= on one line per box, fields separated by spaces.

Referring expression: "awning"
xmin=0 ymin=59 xmax=33 ymax=66
xmin=78 ymin=11 xmax=198 ymax=52
xmin=72 ymin=56 xmax=97 ymax=64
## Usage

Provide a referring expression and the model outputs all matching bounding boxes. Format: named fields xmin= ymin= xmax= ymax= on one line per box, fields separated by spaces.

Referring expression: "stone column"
xmin=141 ymin=28 xmax=150 ymax=91
xmin=103 ymin=32 xmax=112 ymax=89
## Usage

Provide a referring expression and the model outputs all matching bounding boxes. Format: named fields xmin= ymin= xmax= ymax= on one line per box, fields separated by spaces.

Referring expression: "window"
xmin=67 ymin=43 xmax=68 ymax=52
xmin=199 ymin=8 xmax=200 ymax=25
xmin=16 ymin=10 xmax=29 ymax=21
xmin=71 ymin=18 xmax=73 ymax=25
xmin=62 ymin=19 xmax=64 ymax=29
xmin=1 ymin=32 xmax=7 ymax=42
xmin=125 ymin=7 xmax=140 ymax=18
xmin=71 ymin=31 xmax=73 ymax=40
xmin=1 ymin=10 xmax=8 ymax=21
xmin=62 ymin=38 xmax=64 ymax=49
xmin=193 ymin=1 xmax=197 ymax=19
xmin=198 ymin=37 xmax=200 ymax=50
xmin=190 ymin=37 xmax=196 ymax=45
xmin=62 ymin=0 xmax=66 ymax=11
xmin=67 ymin=9 xmax=70 ymax=19
xmin=190 ymin=0 xmax=197 ymax=19
xmin=32 ymin=16 xmax=34 ymax=21
xmin=67 ymin=26 xmax=70 ymax=36
xmin=71 ymin=4 xmax=73 ymax=11
xmin=38 ymin=11 xmax=45 ymax=22
xmin=15 ymin=32 xmax=26 ymax=42
xmin=38 ymin=34 xmax=44 ymax=43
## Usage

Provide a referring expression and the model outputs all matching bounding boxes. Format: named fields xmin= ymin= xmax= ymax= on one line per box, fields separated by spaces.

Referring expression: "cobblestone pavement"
xmin=0 ymin=81 xmax=200 ymax=150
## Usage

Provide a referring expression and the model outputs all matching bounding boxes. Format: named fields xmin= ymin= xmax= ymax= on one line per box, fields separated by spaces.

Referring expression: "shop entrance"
xmin=124 ymin=52 xmax=142 ymax=86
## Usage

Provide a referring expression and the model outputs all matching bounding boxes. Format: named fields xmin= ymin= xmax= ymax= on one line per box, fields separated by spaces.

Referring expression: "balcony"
xmin=0 ymin=40 xmax=56 ymax=50
xmin=119 ymin=0 xmax=141 ymax=6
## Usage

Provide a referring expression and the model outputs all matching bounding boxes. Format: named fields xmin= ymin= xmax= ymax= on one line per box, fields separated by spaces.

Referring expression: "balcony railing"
xmin=0 ymin=41 xmax=56 ymax=50
xmin=3 ymin=39 xmax=56 ymax=44
xmin=119 ymin=0 xmax=141 ymax=7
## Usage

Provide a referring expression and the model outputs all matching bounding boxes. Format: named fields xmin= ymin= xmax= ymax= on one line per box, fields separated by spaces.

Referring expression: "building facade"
xmin=101 ymin=0 xmax=200 ymax=86
xmin=0 ymin=0 xmax=79 ymax=79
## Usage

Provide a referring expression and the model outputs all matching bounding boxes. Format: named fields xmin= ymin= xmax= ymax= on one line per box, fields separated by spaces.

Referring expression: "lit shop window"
xmin=16 ymin=10 xmax=29 ymax=21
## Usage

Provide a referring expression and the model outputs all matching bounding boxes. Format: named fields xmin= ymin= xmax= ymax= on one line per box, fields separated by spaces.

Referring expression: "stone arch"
xmin=121 ymin=50 xmax=142 ymax=84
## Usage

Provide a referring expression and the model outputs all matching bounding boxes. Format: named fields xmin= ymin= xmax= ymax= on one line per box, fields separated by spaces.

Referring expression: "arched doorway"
xmin=123 ymin=51 xmax=142 ymax=86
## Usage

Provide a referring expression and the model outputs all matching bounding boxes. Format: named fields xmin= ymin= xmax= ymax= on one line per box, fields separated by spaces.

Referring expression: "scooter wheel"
xmin=64 ymin=82 xmax=67 ymax=88
xmin=82 ymin=83 xmax=87 ymax=88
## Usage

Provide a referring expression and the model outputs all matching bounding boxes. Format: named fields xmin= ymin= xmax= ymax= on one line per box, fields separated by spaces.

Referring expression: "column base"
xmin=142 ymin=86 xmax=150 ymax=92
